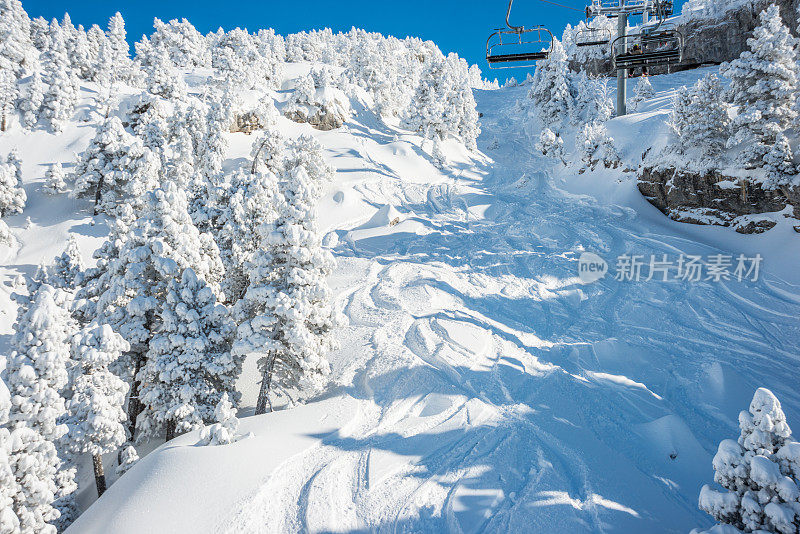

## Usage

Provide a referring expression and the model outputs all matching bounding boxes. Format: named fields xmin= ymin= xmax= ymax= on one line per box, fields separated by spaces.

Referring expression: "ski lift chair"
xmin=575 ymin=27 xmax=612 ymax=47
xmin=611 ymin=26 xmax=683 ymax=69
xmin=486 ymin=0 xmax=554 ymax=68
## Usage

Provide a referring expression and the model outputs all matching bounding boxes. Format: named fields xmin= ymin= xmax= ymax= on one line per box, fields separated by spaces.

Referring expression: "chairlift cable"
xmin=536 ymin=0 xmax=585 ymax=12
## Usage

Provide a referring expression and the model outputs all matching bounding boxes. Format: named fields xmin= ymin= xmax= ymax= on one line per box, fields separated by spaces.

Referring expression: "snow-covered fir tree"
xmin=527 ymin=38 xmax=572 ymax=129
xmin=72 ymin=116 xmax=161 ymax=216
xmin=63 ymin=323 xmax=129 ymax=497
xmin=95 ymin=184 xmax=224 ymax=439
xmin=630 ymin=76 xmax=654 ymax=112
xmin=578 ymin=122 xmax=620 ymax=171
xmin=5 ymin=284 xmax=77 ymax=533
xmin=51 ymin=235 xmax=84 ymax=290
xmin=722 ymin=4 xmax=798 ymax=178
xmin=145 ymin=18 xmax=210 ymax=68
xmin=115 ymin=443 xmax=139 ymax=477
xmin=234 ymin=136 xmax=340 ymax=415
xmin=137 ymin=267 xmax=238 ymax=441
xmin=0 ymin=219 xmax=15 ymax=248
xmin=669 ymin=74 xmax=731 ymax=163
xmin=0 ymin=0 xmax=35 ymax=76
xmin=20 ymin=69 xmax=45 ymax=129
xmin=0 ymin=65 xmax=16 ymax=131
xmin=40 ymin=22 xmax=80 ymax=133
xmin=0 ymin=355 xmax=21 ymax=532
xmin=43 ymin=162 xmax=67 ymax=195
xmin=106 ymin=13 xmax=130 ymax=73
xmin=696 ymin=388 xmax=800 ymax=534
xmin=197 ymin=94 xmax=229 ymax=180
xmin=535 ymin=128 xmax=566 ymax=165
xmin=145 ymin=49 xmax=188 ymax=101
xmin=0 ymin=154 xmax=25 ymax=217
xmin=199 ymin=393 xmax=239 ymax=446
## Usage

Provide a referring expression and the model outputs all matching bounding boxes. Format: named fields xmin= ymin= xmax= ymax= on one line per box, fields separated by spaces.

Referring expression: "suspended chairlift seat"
xmin=486 ymin=0 xmax=554 ymax=68
xmin=575 ymin=27 xmax=612 ymax=47
xmin=611 ymin=27 xmax=683 ymax=69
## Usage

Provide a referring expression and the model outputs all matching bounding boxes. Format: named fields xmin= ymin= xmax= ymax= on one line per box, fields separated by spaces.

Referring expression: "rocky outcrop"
xmin=637 ymin=166 xmax=799 ymax=233
xmin=284 ymin=107 xmax=346 ymax=131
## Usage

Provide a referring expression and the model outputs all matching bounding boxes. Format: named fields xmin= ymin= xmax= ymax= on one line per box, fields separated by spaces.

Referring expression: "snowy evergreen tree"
xmin=0 ymin=0 xmax=35 ymax=76
xmin=40 ymin=22 xmax=79 ymax=133
xmin=234 ymin=137 xmax=340 ymax=415
xmin=137 ymin=268 xmax=237 ymax=441
xmin=722 ymin=4 xmax=798 ymax=173
xmin=199 ymin=393 xmax=239 ymax=446
xmin=527 ymin=38 xmax=572 ymax=129
xmin=20 ymin=69 xmax=45 ymax=129
xmin=696 ymin=388 xmax=800 ymax=534
xmin=0 ymin=219 xmax=15 ymax=248
xmin=72 ymin=116 xmax=161 ymax=216
xmin=145 ymin=49 xmax=187 ymax=101
xmin=51 ymin=235 xmax=84 ymax=290
xmin=0 ymin=155 xmax=25 ymax=217
xmin=4 ymin=284 xmax=77 ymax=533
xmin=64 ymin=323 xmax=129 ymax=497
xmin=577 ymin=122 xmax=620 ymax=171
xmin=669 ymin=74 xmax=731 ymax=162
xmin=0 ymin=65 xmax=16 ymax=131
xmin=115 ymin=443 xmax=139 ymax=477
xmin=0 ymin=355 xmax=21 ymax=533
xmin=95 ymin=184 xmax=224 ymax=439
xmin=145 ymin=18 xmax=210 ymax=68
xmin=535 ymin=128 xmax=566 ymax=165
xmin=630 ymin=76 xmax=654 ymax=112
xmin=197 ymin=95 xmax=229 ymax=180
xmin=43 ymin=162 xmax=67 ymax=195
xmin=106 ymin=13 xmax=129 ymax=69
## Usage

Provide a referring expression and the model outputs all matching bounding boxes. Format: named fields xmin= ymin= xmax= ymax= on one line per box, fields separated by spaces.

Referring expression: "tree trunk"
xmin=254 ymin=355 xmax=277 ymax=415
xmin=93 ymin=454 xmax=106 ymax=497
xmin=93 ymin=173 xmax=105 ymax=215
xmin=165 ymin=419 xmax=176 ymax=442
xmin=126 ymin=352 xmax=145 ymax=440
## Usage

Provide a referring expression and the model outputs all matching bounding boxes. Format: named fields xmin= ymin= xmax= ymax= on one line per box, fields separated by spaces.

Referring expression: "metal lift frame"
xmin=486 ymin=0 xmax=554 ymax=69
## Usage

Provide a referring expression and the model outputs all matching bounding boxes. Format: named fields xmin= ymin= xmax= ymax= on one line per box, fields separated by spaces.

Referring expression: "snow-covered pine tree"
xmin=696 ymin=388 xmax=800 ymax=534
xmin=106 ymin=13 xmax=129 ymax=70
xmin=0 ymin=219 xmax=15 ymax=248
xmin=722 ymin=4 xmax=798 ymax=176
xmin=0 ymin=154 xmax=25 ymax=217
xmin=630 ymin=76 xmax=654 ymax=112
xmin=0 ymin=64 xmax=17 ymax=131
xmin=51 ymin=235 xmax=84 ymax=290
xmin=72 ymin=116 xmax=161 ymax=216
xmin=5 ymin=284 xmax=77 ymax=533
xmin=20 ymin=69 xmax=45 ymax=129
xmin=577 ymin=121 xmax=620 ymax=171
xmin=535 ymin=128 xmax=566 ymax=165
xmin=95 ymin=184 xmax=224 ymax=439
xmin=145 ymin=48 xmax=187 ymax=101
xmin=234 ymin=137 xmax=340 ymax=415
xmin=40 ymin=22 xmax=80 ymax=133
xmin=137 ymin=267 xmax=237 ymax=441
xmin=64 ymin=323 xmax=129 ymax=497
xmin=0 ymin=355 xmax=21 ymax=532
xmin=527 ymin=38 xmax=572 ymax=129
xmin=669 ymin=74 xmax=731 ymax=162
xmin=197 ymin=94 xmax=229 ymax=180
xmin=115 ymin=443 xmax=139 ymax=476
xmin=222 ymin=167 xmax=280 ymax=302
xmin=199 ymin=393 xmax=239 ymax=446
xmin=0 ymin=0 xmax=35 ymax=76
xmin=43 ymin=162 xmax=67 ymax=195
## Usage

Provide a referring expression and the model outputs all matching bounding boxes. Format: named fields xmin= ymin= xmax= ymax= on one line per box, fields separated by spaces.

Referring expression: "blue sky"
xmin=22 ymin=0 xmax=683 ymax=80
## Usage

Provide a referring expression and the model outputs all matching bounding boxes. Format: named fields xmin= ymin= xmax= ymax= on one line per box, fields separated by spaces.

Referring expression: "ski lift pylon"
xmin=486 ymin=0 xmax=554 ymax=69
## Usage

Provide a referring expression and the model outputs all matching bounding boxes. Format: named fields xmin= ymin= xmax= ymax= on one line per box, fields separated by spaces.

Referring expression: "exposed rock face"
xmin=572 ymin=0 xmax=800 ymax=77
xmin=638 ymin=166 xmax=799 ymax=233
xmin=229 ymin=112 xmax=264 ymax=134
xmin=284 ymin=108 xmax=345 ymax=131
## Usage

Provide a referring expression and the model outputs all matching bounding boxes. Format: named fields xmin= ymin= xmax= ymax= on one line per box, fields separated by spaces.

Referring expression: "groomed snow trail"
xmin=223 ymin=82 xmax=800 ymax=533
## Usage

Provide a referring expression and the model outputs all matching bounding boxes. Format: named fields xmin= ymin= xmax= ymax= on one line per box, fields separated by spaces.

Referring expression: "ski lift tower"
xmin=586 ymin=0 xmax=675 ymax=116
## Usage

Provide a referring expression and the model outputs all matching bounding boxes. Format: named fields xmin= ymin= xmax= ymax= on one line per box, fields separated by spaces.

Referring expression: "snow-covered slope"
xmin=3 ymin=64 xmax=798 ymax=533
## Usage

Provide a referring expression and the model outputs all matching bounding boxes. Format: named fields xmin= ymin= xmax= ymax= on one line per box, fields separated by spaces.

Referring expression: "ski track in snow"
xmin=220 ymin=82 xmax=800 ymax=533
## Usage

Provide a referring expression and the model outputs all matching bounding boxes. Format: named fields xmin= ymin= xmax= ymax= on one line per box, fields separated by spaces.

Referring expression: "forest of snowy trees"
xmin=0 ymin=0 xmax=485 ymax=531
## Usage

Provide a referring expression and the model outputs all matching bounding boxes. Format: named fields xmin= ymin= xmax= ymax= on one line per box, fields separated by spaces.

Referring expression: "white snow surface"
xmin=0 ymin=64 xmax=797 ymax=534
